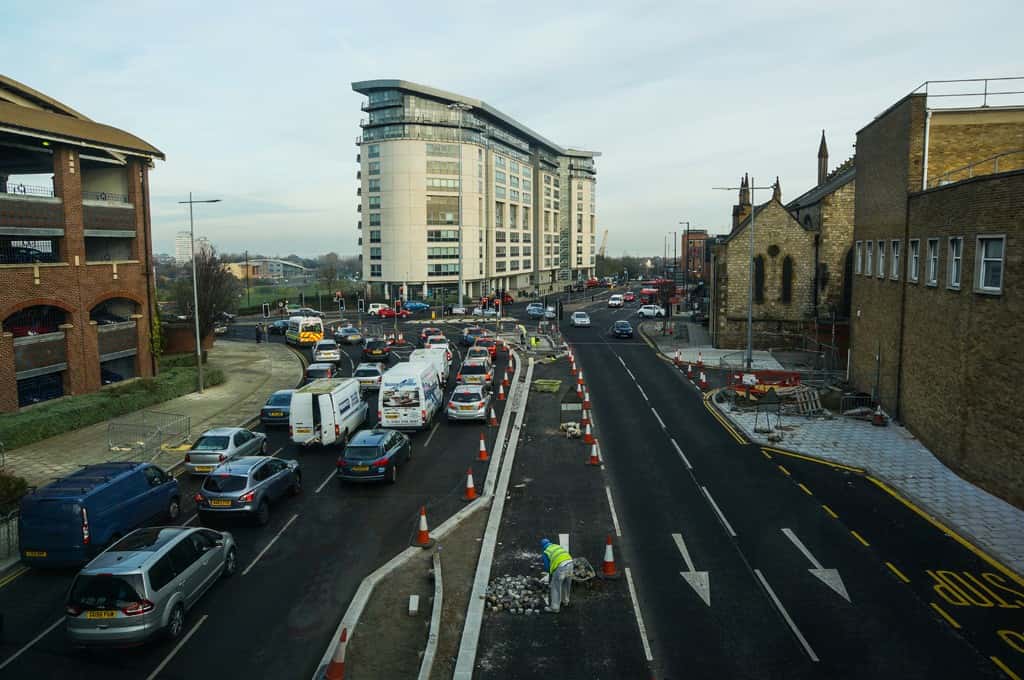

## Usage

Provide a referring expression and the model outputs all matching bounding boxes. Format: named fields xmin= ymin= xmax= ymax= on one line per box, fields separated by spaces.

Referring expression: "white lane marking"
xmin=315 ymin=469 xmax=336 ymax=494
xmin=343 ymin=351 xmax=355 ymax=375
xmin=625 ymin=368 xmax=636 ymax=381
xmin=605 ymin=486 xmax=622 ymax=537
xmin=782 ymin=528 xmax=823 ymax=568
xmin=242 ymin=513 xmax=299 ymax=576
xmin=781 ymin=528 xmax=851 ymax=603
xmin=650 ymin=408 xmax=666 ymax=429
xmin=424 ymin=422 xmax=440 ymax=448
xmin=755 ymin=569 xmax=819 ymax=662
xmin=145 ymin=614 xmax=209 ymax=680
xmin=701 ymin=486 xmax=737 ymax=537
xmin=559 ymin=533 xmax=570 ymax=554
xmin=636 ymin=385 xmax=648 ymax=402
xmin=270 ymin=447 xmax=282 ymax=458
xmin=670 ymin=438 xmax=692 ymax=470
xmin=0 ymin=617 xmax=63 ymax=671
xmin=625 ymin=568 xmax=654 ymax=662
xmin=617 ymin=356 xmax=627 ymax=368
xmin=182 ymin=513 xmax=197 ymax=526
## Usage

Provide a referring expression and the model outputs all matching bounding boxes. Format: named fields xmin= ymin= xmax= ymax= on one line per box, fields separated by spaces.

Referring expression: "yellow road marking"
xmin=931 ymin=602 xmax=961 ymax=629
xmin=761 ymin=449 xmax=773 ymax=460
xmin=991 ymin=656 xmax=1022 ymax=680
xmin=822 ymin=504 xmax=839 ymax=519
xmin=797 ymin=483 xmax=812 ymax=496
xmin=778 ymin=465 xmax=791 ymax=477
xmin=886 ymin=562 xmax=911 ymax=583
xmin=868 ymin=476 xmax=1024 ymax=589
xmin=702 ymin=401 xmax=747 ymax=445
xmin=850 ymin=530 xmax=870 ymax=547
xmin=0 ymin=565 xmax=29 ymax=589
xmin=761 ymin=446 xmax=865 ymax=473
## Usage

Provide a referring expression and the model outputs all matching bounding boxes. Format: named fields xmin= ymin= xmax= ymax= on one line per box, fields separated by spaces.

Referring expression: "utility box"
xmin=559 ymin=381 xmax=583 ymax=425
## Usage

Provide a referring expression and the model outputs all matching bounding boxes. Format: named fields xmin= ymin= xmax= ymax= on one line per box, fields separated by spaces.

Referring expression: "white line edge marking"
xmin=671 ymin=533 xmax=696 ymax=572
xmin=625 ymin=369 xmax=636 ymax=381
xmin=314 ymin=469 xmax=336 ymax=494
xmin=145 ymin=613 xmax=209 ymax=680
xmin=669 ymin=438 xmax=692 ymax=470
xmin=781 ymin=528 xmax=823 ymax=569
xmin=270 ymin=447 xmax=282 ymax=458
xmin=182 ymin=513 xmax=197 ymax=526
xmin=605 ymin=486 xmax=622 ymax=537
xmin=637 ymin=385 xmax=648 ymax=401
xmin=754 ymin=569 xmax=819 ymax=662
xmin=242 ymin=513 xmax=299 ymax=576
xmin=617 ymin=356 xmax=627 ymax=367
xmin=625 ymin=568 xmax=654 ymax=662
xmin=0 ymin=617 xmax=63 ymax=671
xmin=559 ymin=532 xmax=570 ymax=554
xmin=650 ymin=407 xmax=666 ymax=429
xmin=424 ymin=422 xmax=440 ymax=448
xmin=701 ymin=486 xmax=737 ymax=537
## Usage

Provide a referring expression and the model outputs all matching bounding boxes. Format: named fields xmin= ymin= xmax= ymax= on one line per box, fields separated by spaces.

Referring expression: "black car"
xmin=610 ymin=320 xmax=634 ymax=338
xmin=362 ymin=338 xmax=390 ymax=361
xmin=268 ymin=319 xmax=289 ymax=335
xmin=336 ymin=429 xmax=411 ymax=484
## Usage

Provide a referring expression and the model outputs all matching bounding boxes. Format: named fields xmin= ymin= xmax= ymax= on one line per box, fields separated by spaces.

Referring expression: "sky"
xmin=3 ymin=1 xmax=1022 ymax=258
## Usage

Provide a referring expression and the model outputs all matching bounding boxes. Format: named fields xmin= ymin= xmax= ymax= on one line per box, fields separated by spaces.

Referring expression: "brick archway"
xmin=1 ymin=297 xmax=76 ymax=324
xmin=85 ymin=290 xmax=146 ymax=313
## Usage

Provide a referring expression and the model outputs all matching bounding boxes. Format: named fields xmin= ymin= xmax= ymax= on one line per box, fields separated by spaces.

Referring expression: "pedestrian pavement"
xmin=639 ymin=319 xmax=784 ymax=369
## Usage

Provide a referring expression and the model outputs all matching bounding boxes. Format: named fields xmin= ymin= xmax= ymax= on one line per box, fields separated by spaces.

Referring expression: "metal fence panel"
xmin=107 ymin=410 xmax=191 ymax=462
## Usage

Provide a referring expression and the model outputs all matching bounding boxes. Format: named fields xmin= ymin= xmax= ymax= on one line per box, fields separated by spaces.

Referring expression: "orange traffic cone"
xmin=413 ymin=506 xmax=434 ymax=548
xmin=580 ymin=407 xmax=590 ymax=427
xmin=687 ymin=363 xmax=693 ymax=379
xmin=576 ymin=383 xmax=584 ymax=399
xmin=325 ymin=627 xmax=348 ymax=680
xmin=478 ymin=433 xmax=489 ymax=461
xmin=698 ymin=371 xmax=708 ymax=390
xmin=601 ymin=535 xmax=619 ymax=578
xmin=489 ymin=408 xmax=498 ymax=426
xmin=673 ymin=349 xmax=681 ymax=367
xmin=586 ymin=440 xmax=601 ymax=466
xmin=498 ymin=383 xmax=506 ymax=401
xmin=582 ymin=390 xmax=591 ymax=410
xmin=462 ymin=467 xmax=478 ymax=501
xmin=570 ymin=358 xmax=577 ymax=376
xmin=397 ymin=332 xmax=404 ymax=344
xmin=583 ymin=423 xmax=595 ymax=445
xmin=577 ymin=369 xmax=584 ymax=387
xmin=502 ymin=372 xmax=510 ymax=388
xmin=697 ymin=351 xmax=704 ymax=369
xmin=507 ymin=357 xmax=514 ymax=375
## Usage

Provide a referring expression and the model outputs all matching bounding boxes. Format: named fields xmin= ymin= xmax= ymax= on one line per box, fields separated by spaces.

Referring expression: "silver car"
xmin=457 ymin=358 xmax=493 ymax=386
xmin=571 ymin=311 xmax=591 ymax=327
xmin=194 ymin=456 xmax=301 ymax=526
xmin=312 ymin=339 xmax=342 ymax=363
xmin=447 ymin=384 xmax=492 ymax=422
xmin=65 ymin=526 xmax=236 ymax=646
xmin=353 ymin=362 xmax=385 ymax=391
xmin=184 ymin=427 xmax=267 ymax=475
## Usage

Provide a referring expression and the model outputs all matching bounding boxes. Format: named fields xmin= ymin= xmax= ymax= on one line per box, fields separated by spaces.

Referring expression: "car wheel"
xmin=166 ymin=604 xmax=185 ymax=640
xmin=255 ymin=500 xmax=270 ymax=526
xmin=222 ymin=547 xmax=237 ymax=578
xmin=167 ymin=496 xmax=181 ymax=521
xmin=290 ymin=471 xmax=303 ymax=496
xmin=388 ymin=463 xmax=398 ymax=484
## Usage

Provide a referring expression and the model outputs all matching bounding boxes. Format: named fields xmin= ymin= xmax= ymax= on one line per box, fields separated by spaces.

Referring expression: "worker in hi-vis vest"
xmin=540 ymin=538 xmax=573 ymax=612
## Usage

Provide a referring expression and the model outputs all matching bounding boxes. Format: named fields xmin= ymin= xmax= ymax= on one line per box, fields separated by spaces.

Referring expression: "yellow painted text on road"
xmin=998 ymin=629 xmax=1024 ymax=654
xmin=927 ymin=570 xmax=1024 ymax=609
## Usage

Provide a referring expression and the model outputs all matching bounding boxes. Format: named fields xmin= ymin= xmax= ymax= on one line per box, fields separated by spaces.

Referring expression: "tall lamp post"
xmin=713 ymin=178 xmax=772 ymax=371
xmin=178 ymin=193 xmax=222 ymax=393
xmin=448 ymin=102 xmax=472 ymax=308
xmin=679 ymin=221 xmax=690 ymax=310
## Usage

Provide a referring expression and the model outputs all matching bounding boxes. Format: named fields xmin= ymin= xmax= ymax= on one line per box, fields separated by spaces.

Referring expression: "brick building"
xmin=848 ymin=79 xmax=1024 ymax=507
xmin=0 ymin=74 xmax=164 ymax=411
xmin=681 ymin=228 xmax=709 ymax=282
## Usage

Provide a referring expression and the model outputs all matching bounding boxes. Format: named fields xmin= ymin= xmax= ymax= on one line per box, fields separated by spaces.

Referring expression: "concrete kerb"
xmin=417 ymin=547 xmax=444 ymax=680
xmin=311 ymin=349 xmax=530 ymax=680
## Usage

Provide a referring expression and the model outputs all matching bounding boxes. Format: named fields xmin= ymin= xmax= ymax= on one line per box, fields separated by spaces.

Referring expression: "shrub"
xmin=0 ymin=470 xmax=29 ymax=512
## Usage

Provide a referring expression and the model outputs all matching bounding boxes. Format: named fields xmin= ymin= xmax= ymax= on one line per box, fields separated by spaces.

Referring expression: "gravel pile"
xmin=485 ymin=574 xmax=548 ymax=614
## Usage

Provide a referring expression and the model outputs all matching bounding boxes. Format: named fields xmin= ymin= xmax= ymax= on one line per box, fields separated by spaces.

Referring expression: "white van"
xmin=367 ymin=303 xmax=389 ymax=316
xmin=290 ymin=378 xmax=367 ymax=447
xmin=408 ymin=348 xmax=450 ymax=386
xmin=378 ymin=362 xmax=443 ymax=430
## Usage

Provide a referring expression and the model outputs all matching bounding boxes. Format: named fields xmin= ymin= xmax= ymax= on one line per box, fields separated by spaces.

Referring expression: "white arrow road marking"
xmin=781 ymin=528 xmax=851 ymax=603
xmin=672 ymin=533 xmax=711 ymax=606
xmin=669 ymin=438 xmax=692 ymax=470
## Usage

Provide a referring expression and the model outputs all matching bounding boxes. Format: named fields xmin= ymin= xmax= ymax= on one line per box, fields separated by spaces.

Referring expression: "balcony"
xmin=97 ymin=321 xmax=137 ymax=359
xmin=84 ymin=204 xmax=136 ymax=237
xmin=357 ymin=187 xmax=362 ymax=196
xmin=361 ymin=95 xmax=404 ymax=111
xmin=1 ymin=185 xmax=63 ymax=231
xmin=14 ymin=331 xmax=67 ymax=378
xmin=356 ymin=153 xmax=361 ymax=163
xmin=82 ymin=190 xmax=130 ymax=203
xmin=356 ymin=170 xmax=361 ymax=180
xmin=357 ymin=204 xmax=362 ymax=212
xmin=357 ymin=220 xmax=362 ymax=230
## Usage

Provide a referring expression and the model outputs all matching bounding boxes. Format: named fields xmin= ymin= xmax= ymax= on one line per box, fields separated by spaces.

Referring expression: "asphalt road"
xmin=562 ymin=298 xmax=1013 ymax=679
xmin=0 ymin=318 xmax=514 ymax=680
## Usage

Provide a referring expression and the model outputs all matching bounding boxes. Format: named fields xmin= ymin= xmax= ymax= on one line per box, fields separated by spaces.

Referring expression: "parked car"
xmin=334 ymin=325 xmax=363 ymax=344
xmin=446 ymin=383 xmax=492 ymax=422
xmin=419 ymin=326 xmax=443 ymax=345
xmin=623 ymin=291 xmax=636 ymax=302
xmin=457 ymin=357 xmax=494 ymax=386
xmin=303 ymin=362 xmax=338 ymax=384
xmin=362 ymin=338 xmax=391 ymax=361
xmin=268 ymin=319 xmax=289 ymax=335
xmin=336 ymin=429 xmax=412 ymax=484
xmin=403 ymin=300 xmax=430 ymax=312
xmin=184 ymin=427 xmax=267 ymax=475
xmin=19 ymin=462 xmax=180 ymax=567
xmin=378 ymin=307 xmax=411 ymax=319
xmin=610 ymin=320 xmax=635 ymax=338
xmin=608 ymin=294 xmax=624 ymax=308
xmin=290 ymin=378 xmax=367 ymax=447
xmin=312 ymin=339 xmax=342 ymax=363
xmin=64 ymin=526 xmax=237 ymax=645
xmin=638 ymin=304 xmax=666 ymax=318
xmin=296 ymin=307 xmax=324 ymax=318
xmin=194 ymin=457 xmax=301 ymax=526
xmin=461 ymin=326 xmax=488 ymax=347
xmin=571 ymin=311 xmax=592 ymax=327
xmin=353 ymin=362 xmax=386 ymax=391
xmin=259 ymin=389 xmax=296 ymax=426
xmin=473 ymin=337 xmax=499 ymax=358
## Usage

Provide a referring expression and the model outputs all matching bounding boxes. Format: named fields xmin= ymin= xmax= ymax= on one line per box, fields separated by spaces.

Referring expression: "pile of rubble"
xmin=484 ymin=574 xmax=548 ymax=614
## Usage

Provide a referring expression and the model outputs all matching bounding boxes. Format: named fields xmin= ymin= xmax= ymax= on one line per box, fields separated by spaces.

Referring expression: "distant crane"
xmin=598 ymin=229 xmax=608 ymax=258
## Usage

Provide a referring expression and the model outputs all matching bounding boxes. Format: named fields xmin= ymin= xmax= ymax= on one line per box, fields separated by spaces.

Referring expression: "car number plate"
xmin=296 ymin=427 xmax=311 ymax=433
xmin=385 ymin=413 xmax=398 ymax=419
xmin=351 ymin=465 xmax=369 ymax=472
xmin=209 ymin=499 xmax=232 ymax=507
xmin=194 ymin=465 xmax=214 ymax=472
xmin=269 ymin=411 xmax=284 ymax=417
xmin=24 ymin=550 xmax=47 ymax=558
xmin=86 ymin=610 xmax=117 ymax=619
xmin=459 ymin=405 xmax=474 ymax=411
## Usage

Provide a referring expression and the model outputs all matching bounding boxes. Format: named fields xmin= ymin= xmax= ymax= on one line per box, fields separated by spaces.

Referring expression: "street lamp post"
xmin=679 ymin=221 xmax=690 ymax=310
xmin=178 ymin=193 xmax=222 ymax=393
xmin=448 ymin=102 xmax=472 ymax=308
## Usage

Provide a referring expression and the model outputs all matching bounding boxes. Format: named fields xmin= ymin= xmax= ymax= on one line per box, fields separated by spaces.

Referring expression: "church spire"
xmin=772 ymin=176 xmax=782 ymax=202
xmin=817 ymin=129 xmax=829 ymax=185
xmin=739 ymin=173 xmax=750 ymax=207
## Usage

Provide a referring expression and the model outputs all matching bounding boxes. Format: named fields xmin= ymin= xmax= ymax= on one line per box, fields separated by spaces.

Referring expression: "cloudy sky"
xmin=4 ymin=1 xmax=1021 ymax=257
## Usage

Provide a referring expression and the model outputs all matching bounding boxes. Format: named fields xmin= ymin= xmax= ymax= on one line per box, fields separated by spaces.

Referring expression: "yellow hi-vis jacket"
xmin=544 ymin=543 xmax=572 ymax=574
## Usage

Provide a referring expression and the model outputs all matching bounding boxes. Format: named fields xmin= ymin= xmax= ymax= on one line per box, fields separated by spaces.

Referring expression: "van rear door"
xmin=18 ymin=497 xmax=87 ymax=565
xmin=290 ymin=393 xmax=315 ymax=444
xmin=318 ymin=393 xmax=337 ymax=445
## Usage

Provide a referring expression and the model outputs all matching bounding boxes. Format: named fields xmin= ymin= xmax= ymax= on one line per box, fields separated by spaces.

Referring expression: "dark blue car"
xmin=336 ymin=429 xmax=412 ymax=484
xmin=403 ymin=300 xmax=430 ymax=312
xmin=259 ymin=389 xmax=295 ymax=426
xmin=18 ymin=462 xmax=180 ymax=567
xmin=610 ymin=320 xmax=634 ymax=338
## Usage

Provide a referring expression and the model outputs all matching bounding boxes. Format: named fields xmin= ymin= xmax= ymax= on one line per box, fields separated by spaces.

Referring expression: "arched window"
xmin=753 ymin=256 xmax=765 ymax=304
xmin=781 ymin=256 xmax=794 ymax=304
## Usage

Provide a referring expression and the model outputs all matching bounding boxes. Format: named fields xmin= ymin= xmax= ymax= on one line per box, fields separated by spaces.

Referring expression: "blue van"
xmin=18 ymin=462 xmax=181 ymax=568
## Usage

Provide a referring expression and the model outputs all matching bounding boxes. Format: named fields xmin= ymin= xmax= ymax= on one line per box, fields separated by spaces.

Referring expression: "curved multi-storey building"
xmin=352 ymin=79 xmax=598 ymax=302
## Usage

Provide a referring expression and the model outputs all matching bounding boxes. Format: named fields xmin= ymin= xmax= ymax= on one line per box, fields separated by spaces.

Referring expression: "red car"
xmin=473 ymin=337 xmax=499 ymax=358
xmin=377 ymin=308 xmax=411 ymax=319
xmin=623 ymin=291 xmax=636 ymax=302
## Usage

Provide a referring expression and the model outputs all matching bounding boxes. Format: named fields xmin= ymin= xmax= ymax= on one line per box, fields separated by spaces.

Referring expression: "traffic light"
xmin=261 ymin=303 xmax=270 ymax=318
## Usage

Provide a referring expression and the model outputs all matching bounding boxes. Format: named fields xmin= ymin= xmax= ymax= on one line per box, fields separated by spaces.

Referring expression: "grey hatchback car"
xmin=65 ymin=526 xmax=236 ymax=646
xmin=184 ymin=427 xmax=267 ymax=475
xmin=194 ymin=456 xmax=302 ymax=526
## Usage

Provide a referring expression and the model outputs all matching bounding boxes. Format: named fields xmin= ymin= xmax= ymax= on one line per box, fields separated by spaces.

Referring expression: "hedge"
xmin=0 ymin=366 xmax=224 ymax=452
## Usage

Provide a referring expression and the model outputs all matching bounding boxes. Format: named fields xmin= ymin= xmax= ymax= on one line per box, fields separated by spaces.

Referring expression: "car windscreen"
xmin=307 ymin=368 xmax=331 ymax=378
xmin=339 ymin=327 xmax=358 ymax=334
xmin=452 ymin=391 xmax=483 ymax=403
xmin=68 ymin=573 xmax=144 ymax=610
xmin=461 ymin=363 xmax=487 ymax=375
xmin=354 ymin=368 xmax=379 ymax=377
xmin=615 ymin=322 xmax=632 ymax=329
xmin=203 ymin=475 xmax=248 ymax=492
xmin=365 ymin=340 xmax=386 ymax=349
xmin=317 ymin=341 xmax=338 ymax=350
xmin=267 ymin=393 xmax=292 ymax=406
xmin=344 ymin=445 xmax=381 ymax=460
xmin=191 ymin=436 xmax=229 ymax=451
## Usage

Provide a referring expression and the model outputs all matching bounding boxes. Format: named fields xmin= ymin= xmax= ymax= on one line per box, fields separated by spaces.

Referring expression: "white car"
xmin=472 ymin=306 xmax=498 ymax=317
xmin=570 ymin=312 xmax=591 ymax=327
xmin=424 ymin=335 xmax=452 ymax=361
xmin=608 ymin=294 xmax=624 ymax=308
xmin=450 ymin=305 xmax=468 ymax=316
xmin=312 ymin=339 xmax=342 ymax=363
xmin=353 ymin=362 xmax=385 ymax=391
xmin=367 ymin=303 xmax=389 ymax=316
xmin=637 ymin=304 xmax=665 ymax=318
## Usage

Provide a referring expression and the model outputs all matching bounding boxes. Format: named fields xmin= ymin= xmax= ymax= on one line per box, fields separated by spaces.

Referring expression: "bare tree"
xmin=173 ymin=248 xmax=243 ymax=337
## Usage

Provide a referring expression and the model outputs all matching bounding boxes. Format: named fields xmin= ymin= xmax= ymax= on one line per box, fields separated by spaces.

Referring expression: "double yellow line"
xmin=0 ymin=565 xmax=29 ymax=590
xmin=702 ymin=391 xmax=747 ymax=445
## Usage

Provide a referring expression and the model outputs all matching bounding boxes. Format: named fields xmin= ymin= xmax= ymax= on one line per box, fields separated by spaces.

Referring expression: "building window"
xmin=427 ymin=247 xmax=459 ymax=259
xmin=781 ymin=256 xmax=793 ymax=304
xmin=369 ymin=213 xmax=381 ymax=226
xmin=427 ymin=177 xmax=459 ymax=191
xmin=754 ymin=255 xmax=765 ymax=304
xmin=496 ymin=246 xmax=506 ymax=257
xmin=496 ymin=261 xmax=507 ymax=272
xmin=926 ymin=238 xmax=939 ymax=286
xmin=509 ymin=231 xmax=519 ymax=243
xmin=523 ymin=179 xmax=532 ymax=192
xmin=510 ymin=189 xmax=520 ymax=202
xmin=426 ymin=160 xmax=459 ymax=175
xmin=495 ymin=186 xmax=506 ymax=199
xmin=427 ymin=229 xmax=459 ymax=242
xmin=876 ymin=240 xmax=885 ymax=279
xmin=890 ymin=240 xmax=900 ymax=280
xmin=948 ymin=237 xmax=963 ymax=290
xmin=426 ymin=196 xmax=458 ymax=225
xmin=510 ymin=260 xmax=520 ymax=271
xmin=495 ymin=202 xmax=504 ymax=228
xmin=522 ymin=166 xmax=531 ymax=178
xmin=975 ymin=235 xmax=1005 ymax=293
xmin=368 ymin=179 xmax=380 ymax=193
xmin=523 ymin=192 xmax=531 ymax=203
xmin=426 ymin=263 xmax=459 ymax=276
xmin=509 ymin=205 xmax=518 ymax=228
xmin=510 ymin=175 xmax=519 ymax=189
xmin=426 ymin=143 xmax=459 ymax=157
xmin=369 ymin=196 xmax=381 ymax=210
xmin=368 ymin=144 xmax=380 ymax=158
xmin=370 ymin=264 xmax=382 ymax=277
xmin=368 ymin=161 xmax=381 ymax=175
xmin=495 ymin=155 xmax=506 ymax=169
xmin=523 ymin=207 xmax=530 ymax=228
xmin=370 ymin=247 xmax=382 ymax=260
xmin=495 ymin=170 xmax=506 ymax=184
xmin=855 ymin=241 xmax=862 ymax=274
xmin=495 ymin=231 xmax=506 ymax=242
xmin=510 ymin=246 xmax=520 ymax=257
xmin=908 ymin=239 xmax=919 ymax=282
xmin=865 ymin=240 xmax=873 ymax=276
xmin=510 ymin=160 xmax=519 ymax=174
xmin=369 ymin=230 xmax=381 ymax=243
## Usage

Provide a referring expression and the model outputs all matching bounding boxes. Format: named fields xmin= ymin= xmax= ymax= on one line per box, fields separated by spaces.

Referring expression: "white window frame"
xmin=865 ymin=240 xmax=873 ymax=276
xmin=908 ymin=239 xmax=920 ymax=283
xmin=855 ymin=241 xmax=863 ymax=274
xmin=890 ymin=239 xmax=900 ymax=280
xmin=974 ymin=235 xmax=1006 ymax=294
xmin=876 ymin=240 xmax=885 ymax=279
xmin=926 ymin=238 xmax=939 ymax=286
xmin=947 ymin=236 xmax=963 ymax=290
